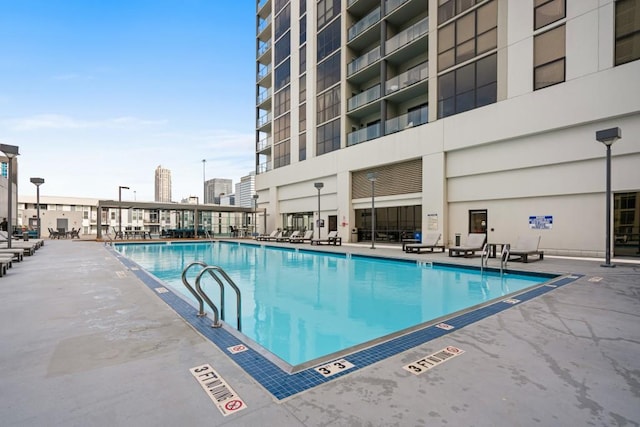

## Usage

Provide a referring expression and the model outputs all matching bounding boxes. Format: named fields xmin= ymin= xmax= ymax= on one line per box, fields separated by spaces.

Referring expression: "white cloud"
xmin=2 ymin=114 xmax=167 ymax=131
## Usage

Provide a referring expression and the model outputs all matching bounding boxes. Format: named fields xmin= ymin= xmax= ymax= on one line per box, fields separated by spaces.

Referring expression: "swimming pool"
xmin=115 ymin=241 xmax=551 ymax=368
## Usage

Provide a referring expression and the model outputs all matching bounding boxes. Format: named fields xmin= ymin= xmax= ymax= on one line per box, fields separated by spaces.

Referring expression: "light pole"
xmin=253 ymin=194 xmax=259 ymax=237
xmin=202 ymin=159 xmax=206 ymax=203
xmin=30 ymin=177 xmax=45 ymax=239
xmin=118 ymin=185 xmax=130 ymax=237
xmin=367 ymin=172 xmax=378 ymax=249
xmin=314 ymin=182 xmax=323 ymax=239
xmin=595 ymin=127 xmax=621 ymax=268
xmin=1 ymin=144 xmax=20 ymax=249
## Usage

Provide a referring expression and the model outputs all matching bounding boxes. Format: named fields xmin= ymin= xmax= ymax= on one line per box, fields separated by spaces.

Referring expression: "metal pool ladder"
xmin=181 ymin=261 xmax=242 ymax=331
xmin=481 ymin=243 xmax=510 ymax=275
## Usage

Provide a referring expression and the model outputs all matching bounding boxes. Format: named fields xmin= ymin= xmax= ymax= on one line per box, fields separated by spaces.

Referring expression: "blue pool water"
xmin=116 ymin=242 xmax=549 ymax=366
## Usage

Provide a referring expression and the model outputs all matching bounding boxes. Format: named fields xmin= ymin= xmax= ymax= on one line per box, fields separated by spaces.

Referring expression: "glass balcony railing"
xmin=257 ymin=161 xmax=272 ymax=174
xmin=257 ymin=63 xmax=271 ymax=81
xmin=257 ymin=0 xmax=268 ymax=12
xmin=348 ymin=7 xmax=381 ymax=41
xmin=347 ymin=0 xmax=358 ymax=7
xmin=258 ymin=15 xmax=271 ymax=34
xmin=385 ymin=106 xmax=428 ymax=135
xmin=385 ymin=17 xmax=428 ymax=55
xmin=348 ymin=46 xmax=381 ymax=76
xmin=385 ymin=0 xmax=409 ymax=15
xmin=348 ymin=84 xmax=381 ymax=111
xmin=257 ymin=88 xmax=272 ymax=104
xmin=256 ymin=136 xmax=272 ymax=151
xmin=257 ymin=112 xmax=271 ymax=127
xmin=385 ymin=62 xmax=428 ymax=94
xmin=347 ymin=122 xmax=381 ymax=146
xmin=257 ymin=40 xmax=271 ymax=57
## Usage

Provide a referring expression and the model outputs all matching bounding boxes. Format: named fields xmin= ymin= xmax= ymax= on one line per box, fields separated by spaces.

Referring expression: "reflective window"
xmin=274 ymin=59 xmax=290 ymax=91
xmin=317 ymin=52 xmax=340 ymax=92
xmin=438 ymin=0 xmax=479 ymax=24
xmin=299 ymin=103 xmax=306 ymax=132
xmin=534 ymin=25 xmax=565 ymax=89
xmin=299 ymin=44 xmax=306 ymax=73
xmin=318 ymin=0 xmax=340 ymax=31
xmin=316 ymin=86 xmax=340 ymax=124
xmin=534 ymin=0 xmax=565 ymax=30
xmin=299 ymin=132 xmax=306 ymax=161
xmin=615 ymin=0 xmax=640 ymax=66
xmin=274 ymin=85 xmax=291 ymax=117
xmin=274 ymin=141 xmax=291 ymax=168
xmin=274 ymin=113 xmax=291 ymax=143
xmin=275 ymin=3 xmax=291 ymax=40
xmin=275 ymin=31 xmax=291 ymax=65
xmin=316 ymin=118 xmax=341 ymax=155
xmin=317 ymin=18 xmax=341 ymax=62
xmin=300 ymin=15 xmax=307 ymax=44
xmin=299 ymin=75 xmax=306 ymax=102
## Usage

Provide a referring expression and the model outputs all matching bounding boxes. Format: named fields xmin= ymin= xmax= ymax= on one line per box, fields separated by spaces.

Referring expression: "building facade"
xmin=235 ymin=172 xmax=257 ymax=208
xmin=154 ymin=165 xmax=172 ymax=202
xmin=255 ymin=0 xmax=640 ymax=257
xmin=205 ymin=178 xmax=233 ymax=204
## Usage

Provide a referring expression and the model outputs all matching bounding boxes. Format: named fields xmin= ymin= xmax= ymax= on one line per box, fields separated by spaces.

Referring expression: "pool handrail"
xmin=195 ymin=266 xmax=225 ymax=328
xmin=181 ymin=261 xmax=209 ymax=317
xmin=190 ymin=264 xmax=243 ymax=331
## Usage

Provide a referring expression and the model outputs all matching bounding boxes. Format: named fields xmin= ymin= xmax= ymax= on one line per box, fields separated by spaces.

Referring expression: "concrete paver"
xmin=0 ymin=239 xmax=638 ymax=426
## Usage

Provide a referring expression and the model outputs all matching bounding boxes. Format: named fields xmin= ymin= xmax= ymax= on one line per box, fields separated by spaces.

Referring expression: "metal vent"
xmin=352 ymin=159 xmax=422 ymax=199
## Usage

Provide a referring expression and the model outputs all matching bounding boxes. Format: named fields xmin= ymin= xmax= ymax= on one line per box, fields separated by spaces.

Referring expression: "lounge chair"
xmin=290 ymin=230 xmax=314 ymax=243
xmin=0 ymin=248 xmax=24 ymax=262
xmin=263 ymin=231 xmax=282 ymax=242
xmin=448 ymin=233 xmax=486 ymax=257
xmin=404 ymin=233 xmax=445 ymax=253
xmin=255 ymin=230 xmax=278 ymax=241
xmin=277 ymin=230 xmax=297 ymax=242
xmin=311 ymin=230 xmax=342 ymax=246
xmin=508 ymin=236 xmax=544 ymax=263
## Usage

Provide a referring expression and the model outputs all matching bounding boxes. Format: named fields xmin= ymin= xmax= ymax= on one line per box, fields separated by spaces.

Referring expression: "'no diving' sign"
xmin=190 ymin=364 xmax=247 ymax=416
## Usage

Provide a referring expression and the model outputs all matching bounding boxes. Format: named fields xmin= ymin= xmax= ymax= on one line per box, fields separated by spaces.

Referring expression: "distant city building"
xmin=205 ymin=178 xmax=233 ymax=204
xmin=219 ymin=194 xmax=235 ymax=206
xmin=180 ymin=196 xmax=200 ymax=204
xmin=235 ymin=172 xmax=256 ymax=208
xmin=154 ymin=165 xmax=172 ymax=202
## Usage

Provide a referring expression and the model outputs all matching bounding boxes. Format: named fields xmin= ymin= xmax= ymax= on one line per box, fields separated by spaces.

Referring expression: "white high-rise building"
xmin=205 ymin=178 xmax=233 ymax=204
xmin=235 ymin=172 xmax=256 ymax=208
xmin=254 ymin=0 xmax=640 ymax=257
xmin=154 ymin=165 xmax=172 ymax=203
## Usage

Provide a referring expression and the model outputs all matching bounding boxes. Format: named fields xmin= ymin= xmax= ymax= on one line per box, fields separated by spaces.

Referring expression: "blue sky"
xmin=0 ymin=0 xmax=256 ymax=201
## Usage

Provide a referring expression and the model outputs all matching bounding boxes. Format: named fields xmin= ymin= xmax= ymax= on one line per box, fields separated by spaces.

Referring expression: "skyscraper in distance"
xmin=154 ymin=165 xmax=172 ymax=202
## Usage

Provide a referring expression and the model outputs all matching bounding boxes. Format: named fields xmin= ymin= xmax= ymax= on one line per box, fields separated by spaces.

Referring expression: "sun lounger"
xmin=311 ymin=230 xmax=342 ymax=246
xmin=263 ymin=231 xmax=283 ymax=242
xmin=277 ymin=231 xmax=297 ymax=242
xmin=404 ymin=233 xmax=445 ymax=253
xmin=0 ymin=248 xmax=24 ymax=262
xmin=448 ymin=233 xmax=486 ymax=257
xmin=0 ymin=255 xmax=12 ymax=277
xmin=255 ymin=230 xmax=278 ymax=241
xmin=290 ymin=230 xmax=314 ymax=243
xmin=508 ymin=236 xmax=544 ymax=263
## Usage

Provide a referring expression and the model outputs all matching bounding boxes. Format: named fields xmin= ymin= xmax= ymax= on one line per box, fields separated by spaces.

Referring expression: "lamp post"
xmin=367 ymin=172 xmax=378 ymax=249
xmin=314 ymin=182 xmax=324 ymax=240
xmin=1 ymin=144 xmax=20 ymax=249
xmin=595 ymin=127 xmax=621 ymax=268
xmin=30 ymin=177 xmax=45 ymax=239
xmin=118 ymin=185 xmax=129 ymax=236
xmin=202 ymin=159 xmax=206 ymax=203
xmin=252 ymin=194 xmax=259 ymax=237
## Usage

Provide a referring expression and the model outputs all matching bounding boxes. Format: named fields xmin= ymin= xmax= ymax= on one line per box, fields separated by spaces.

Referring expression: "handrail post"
xmin=181 ymin=261 xmax=209 ymax=316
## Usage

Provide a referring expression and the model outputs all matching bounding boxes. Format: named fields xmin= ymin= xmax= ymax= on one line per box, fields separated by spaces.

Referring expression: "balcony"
xmin=257 ymin=111 xmax=271 ymax=129
xmin=257 ymin=0 xmax=270 ymax=16
xmin=348 ymin=7 xmax=381 ymax=42
xmin=385 ymin=17 xmax=428 ymax=56
xmin=257 ymin=40 xmax=271 ymax=60
xmin=257 ymin=14 xmax=271 ymax=36
xmin=256 ymin=136 xmax=272 ymax=152
xmin=347 ymin=122 xmax=381 ymax=146
xmin=348 ymin=84 xmax=381 ymax=111
xmin=257 ymin=87 xmax=272 ymax=106
xmin=257 ymin=63 xmax=272 ymax=85
xmin=348 ymin=46 xmax=381 ymax=77
xmin=385 ymin=105 xmax=428 ymax=135
xmin=257 ymin=161 xmax=272 ymax=175
xmin=385 ymin=62 xmax=428 ymax=95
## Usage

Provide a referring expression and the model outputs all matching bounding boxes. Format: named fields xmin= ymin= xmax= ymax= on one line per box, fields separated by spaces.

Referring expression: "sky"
xmin=0 ymin=0 xmax=256 ymax=202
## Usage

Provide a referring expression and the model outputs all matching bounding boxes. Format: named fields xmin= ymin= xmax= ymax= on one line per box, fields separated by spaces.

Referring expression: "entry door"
xmin=56 ymin=218 xmax=69 ymax=233
xmin=469 ymin=210 xmax=487 ymax=234
xmin=328 ymin=215 xmax=337 ymax=232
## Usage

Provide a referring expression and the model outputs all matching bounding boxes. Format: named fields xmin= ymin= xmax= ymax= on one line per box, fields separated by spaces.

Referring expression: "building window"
xmin=275 ymin=0 xmax=289 ymax=15
xmin=615 ymin=0 xmax=640 ymax=66
xmin=534 ymin=24 xmax=565 ymax=90
xmin=299 ymin=132 xmax=306 ymax=161
xmin=438 ymin=0 xmax=480 ymax=24
xmin=316 ymin=86 xmax=340 ymax=124
xmin=299 ymin=44 xmax=306 ymax=73
xmin=300 ymin=0 xmax=306 ymax=16
xmin=534 ymin=0 xmax=565 ymax=31
xmin=299 ymin=103 xmax=306 ymax=132
xmin=316 ymin=118 xmax=341 ymax=155
xmin=438 ymin=53 xmax=497 ymax=118
xmin=274 ymin=85 xmax=291 ymax=117
xmin=438 ymin=0 xmax=497 ymax=72
xmin=317 ymin=17 xmax=341 ymax=62
xmin=317 ymin=0 xmax=340 ymax=31
xmin=274 ymin=59 xmax=290 ymax=91
xmin=274 ymin=141 xmax=291 ymax=168
xmin=316 ymin=51 xmax=340 ymax=92
xmin=275 ymin=31 xmax=291 ymax=65
xmin=300 ymin=15 xmax=307 ymax=44
xmin=274 ymin=113 xmax=291 ymax=143
xmin=299 ymin=75 xmax=306 ymax=102
xmin=275 ymin=3 xmax=291 ymax=40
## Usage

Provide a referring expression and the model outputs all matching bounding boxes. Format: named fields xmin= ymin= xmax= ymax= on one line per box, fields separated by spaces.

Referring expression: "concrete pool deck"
xmin=0 ymin=239 xmax=638 ymax=426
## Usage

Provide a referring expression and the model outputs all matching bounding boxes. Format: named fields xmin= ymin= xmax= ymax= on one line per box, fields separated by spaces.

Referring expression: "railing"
xmin=385 ymin=0 xmax=409 ymax=15
xmin=257 ymin=112 xmax=271 ymax=127
xmin=181 ymin=261 xmax=242 ymax=330
xmin=257 ymin=161 xmax=272 ymax=174
xmin=385 ymin=62 xmax=428 ymax=94
xmin=348 ymin=7 xmax=381 ymax=41
xmin=347 ymin=122 xmax=381 ymax=146
xmin=385 ymin=17 xmax=428 ymax=55
xmin=348 ymin=46 xmax=381 ymax=76
xmin=257 ymin=0 xmax=268 ymax=12
xmin=347 ymin=0 xmax=359 ymax=7
xmin=256 ymin=136 xmax=271 ymax=151
xmin=257 ymin=14 xmax=271 ymax=34
xmin=257 ymin=40 xmax=271 ymax=57
xmin=257 ymin=63 xmax=271 ymax=81
xmin=348 ymin=84 xmax=381 ymax=111
xmin=257 ymin=88 xmax=272 ymax=104
xmin=385 ymin=106 xmax=428 ymax=134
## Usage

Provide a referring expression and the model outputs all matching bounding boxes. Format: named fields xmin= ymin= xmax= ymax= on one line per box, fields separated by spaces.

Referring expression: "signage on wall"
xmin=427 ymin=213 xmax=438 ymax=231
xmin=529 ymin=215 xmax=553 ymax=229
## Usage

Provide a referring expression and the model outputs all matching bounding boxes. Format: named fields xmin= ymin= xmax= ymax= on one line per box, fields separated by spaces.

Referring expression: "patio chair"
xmin=69 ymin=228 xmax=80 ymax=239
xmin=448 ymin=233 xmax=486 ymax=257
xmin=508 ymin=236 xmax=544 ymax=263
xmin=262 ymin=231 xmax=282 ymax=242
xmin=311 ymin=230 xmax=342 ymax=246
xmin=280 ymin=230 xmax=300 ymax=242
xmin=290 ymin=230 xmax=314 ymax=243
xmin=404 ymin=233 xmax=445 ymax=253
xmin=255 ymin=230 xmax=277 ymax=241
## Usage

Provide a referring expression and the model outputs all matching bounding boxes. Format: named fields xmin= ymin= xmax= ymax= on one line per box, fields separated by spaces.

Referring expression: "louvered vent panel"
xmin=352 ymin=159 xmax=422 ymax=199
